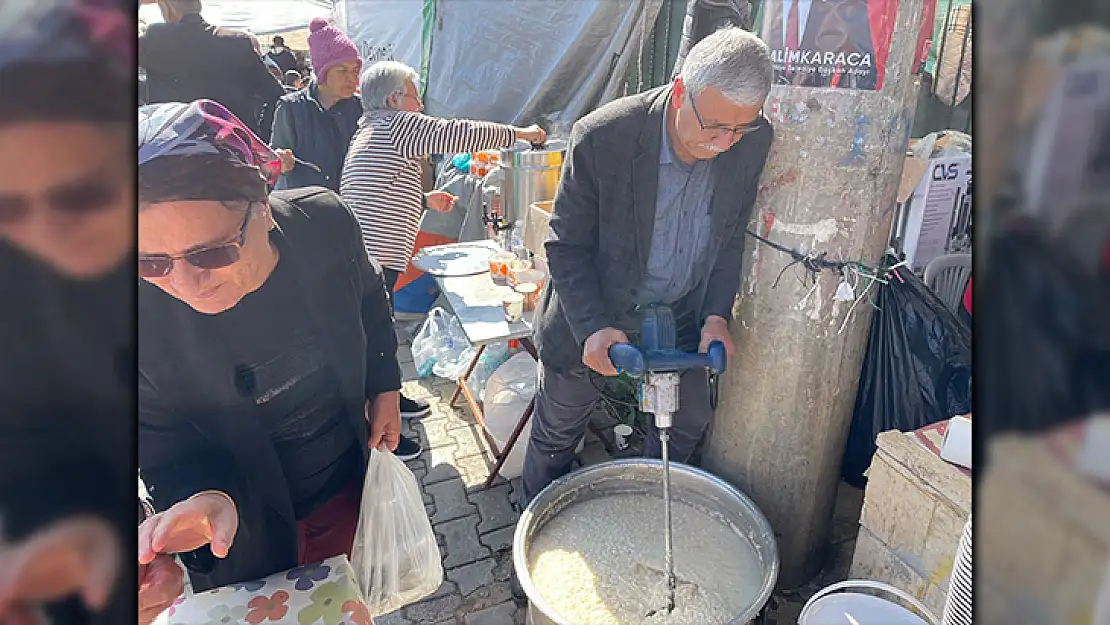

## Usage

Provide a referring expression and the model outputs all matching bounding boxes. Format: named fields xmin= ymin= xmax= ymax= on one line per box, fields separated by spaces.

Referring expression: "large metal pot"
xmin=513 ymin=459 xmax=779 ymax=625
xmin=499 ymin=140 xmax=567 ymax=226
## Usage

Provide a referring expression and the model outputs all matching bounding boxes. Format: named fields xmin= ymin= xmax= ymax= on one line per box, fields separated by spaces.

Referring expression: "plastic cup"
xmin=508 ymin=259 xmax=535 ymax=285
xmin=502 ymin=292 xmax=525 ymax=322
xmin=514 ymin=282 xmax=540 ymax=312
xmin=614 ymin=424 xmax=633 ymax=450
xmin=488 ymin=252 xmax=516 ymax=282
xmin=511 ymin=268 xmax=545 ymax=290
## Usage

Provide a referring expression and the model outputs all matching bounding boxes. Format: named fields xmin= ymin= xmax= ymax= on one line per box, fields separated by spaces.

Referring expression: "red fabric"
xmin=295 ymin=477 xmax=362 ymax=566
xmin=868 ymin=0 xmax=899 ymax=89
xmin=395 ymin=231 xmax=456 ymax=292
xmin=962 ymin=276 xmax=972 ymax=316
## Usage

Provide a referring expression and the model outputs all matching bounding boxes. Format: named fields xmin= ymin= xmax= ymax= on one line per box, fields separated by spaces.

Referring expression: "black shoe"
xmin=393 ymin=435 xmax=424 ymax=461
xmin=510 ymin=565 xmax=527 ymax=606
xmin=400 ymin=395 xmax=431 ymax=419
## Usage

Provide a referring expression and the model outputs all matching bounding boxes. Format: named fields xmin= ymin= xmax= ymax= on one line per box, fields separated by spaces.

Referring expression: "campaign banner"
xmin=758 ymin=0 xmax=899 ymax=90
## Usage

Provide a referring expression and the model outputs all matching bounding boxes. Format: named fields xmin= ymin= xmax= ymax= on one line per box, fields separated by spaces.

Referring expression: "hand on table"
xmin=138 ymin=492 xmax=238 ymax=564
xmin=582 ymin=327 xmax=630 ymax=377
xmin=367 ymin=392 xmax=401 ymax=452
xmin=138 ymin=554 xmax=183 ymax=625
xmin=0 ymin=516 xmax=120 ymax=621
xmin=425 ymin=191 xmax=458 ymax=213
xmin=699 ymin=315 xmax=735 ymax=359
xmin=275 ymin=149 xmax=295 ymax=174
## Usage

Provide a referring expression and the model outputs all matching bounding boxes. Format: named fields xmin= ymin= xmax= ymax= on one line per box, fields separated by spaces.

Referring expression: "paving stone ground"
xmin=385 ymin=316 xmax=861 ymax=625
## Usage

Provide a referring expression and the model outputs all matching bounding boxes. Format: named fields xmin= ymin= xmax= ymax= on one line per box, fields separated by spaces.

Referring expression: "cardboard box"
xmin=155 ymin=555 xmax=371 ymax=625
xmin=894 ymin=154 xmax=972 ymax=272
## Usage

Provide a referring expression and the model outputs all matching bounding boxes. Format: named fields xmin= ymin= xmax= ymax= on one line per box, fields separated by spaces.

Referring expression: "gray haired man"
xmin=523 ymin=28 xmax=775 ymax=506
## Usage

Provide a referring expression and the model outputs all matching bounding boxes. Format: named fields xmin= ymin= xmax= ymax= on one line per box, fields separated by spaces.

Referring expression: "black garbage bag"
xmin=842 ymin=264 xmax=972 ymax=487
xmin=976 ymin=219 xmax=1110 ymax=472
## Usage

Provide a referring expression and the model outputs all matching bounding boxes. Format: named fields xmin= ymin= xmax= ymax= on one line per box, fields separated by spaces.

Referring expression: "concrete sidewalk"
xmin=383 ymin=317 xmax=861 ymax=624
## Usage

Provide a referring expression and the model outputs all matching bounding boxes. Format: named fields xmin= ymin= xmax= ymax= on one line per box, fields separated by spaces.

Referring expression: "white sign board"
xmin=901 ymin=155 xmax=972 ymax=272
xmin=335 ymin=0 xmax=423 ymax=72
xmin=1025 ymin=59 xmax=1110 ymax=225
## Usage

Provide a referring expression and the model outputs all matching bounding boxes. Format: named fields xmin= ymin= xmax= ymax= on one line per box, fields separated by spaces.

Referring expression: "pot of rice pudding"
xmin=514 ymin=459 xmax=779 ymax=625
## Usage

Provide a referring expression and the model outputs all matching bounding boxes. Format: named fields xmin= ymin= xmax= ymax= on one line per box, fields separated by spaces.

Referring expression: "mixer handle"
xmin=608 ymin=343 xmax=645 ymax=378
xmin=607 ymin=340 xmax=727 ymax=378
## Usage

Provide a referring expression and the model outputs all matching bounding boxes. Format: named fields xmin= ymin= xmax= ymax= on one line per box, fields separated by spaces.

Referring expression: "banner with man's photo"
xmin=757 ymin=0 xmax=899 ymax=91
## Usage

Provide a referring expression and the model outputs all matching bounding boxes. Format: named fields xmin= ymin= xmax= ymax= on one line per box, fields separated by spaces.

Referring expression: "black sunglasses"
xmin=139 ymin=204 xmax=255 ymax=279
xmin=687 ymin=94 xmax=763 ymax=138
xmin=0 ymin=181 xmax=123 ymax=225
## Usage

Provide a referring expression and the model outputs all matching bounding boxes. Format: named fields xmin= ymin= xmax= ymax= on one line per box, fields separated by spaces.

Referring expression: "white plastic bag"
xmin=351 ymin=446 xmax=444 ymax=616
xmin=430 ymin=314 xmax=473 ymax=380
xmin=411 ymin=308 xmax=450 ymax=377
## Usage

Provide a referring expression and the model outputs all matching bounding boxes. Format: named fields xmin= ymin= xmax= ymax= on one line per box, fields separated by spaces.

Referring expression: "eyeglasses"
xmin=687 ymin=94 xmax=763 ymax=138
xmin=0 ymin=180 xmax=123 ymax=225
xmin=138 ymin=204 xmax=254 ymax=278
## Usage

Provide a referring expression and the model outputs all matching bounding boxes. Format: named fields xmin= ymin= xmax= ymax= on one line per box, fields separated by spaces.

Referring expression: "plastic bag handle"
xmin=798 ymin=580 xmax=940 ymax=625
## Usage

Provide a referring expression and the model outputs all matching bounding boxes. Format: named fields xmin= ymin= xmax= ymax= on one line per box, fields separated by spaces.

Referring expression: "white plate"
xmin=411 ymin=243 xmax=498 ymax=277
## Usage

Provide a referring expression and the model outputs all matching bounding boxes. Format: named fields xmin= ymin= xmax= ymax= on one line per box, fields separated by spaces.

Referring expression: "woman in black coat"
xmin=136 ymin=99 xmax=405 ymax=594
xmin=0 ymin=1 xmax=150 ymax=623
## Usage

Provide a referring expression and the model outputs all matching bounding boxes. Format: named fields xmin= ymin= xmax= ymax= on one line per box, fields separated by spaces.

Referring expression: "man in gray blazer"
xmin=523 ymin=28 xmax=775 ymax=506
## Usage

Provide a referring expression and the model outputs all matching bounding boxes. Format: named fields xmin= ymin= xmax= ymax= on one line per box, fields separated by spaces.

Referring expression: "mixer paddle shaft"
xmin=660 ymin=427 xmax=676 ymax=613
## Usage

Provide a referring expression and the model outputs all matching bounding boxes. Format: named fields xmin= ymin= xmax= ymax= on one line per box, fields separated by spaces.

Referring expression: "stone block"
xmin=403 ymin=593 xmax=463 ymax=623
xmin=469 ymin=483 xmax=519 ymax=534
xmin=858 ymin=451 xmax=936 ymax=575
xmin=425 ymin=445 xmax=462 ymax=485
xmin=447 ymin=558 xmax=496 ymax=598
xmin=424 ymin=419 xmax=460 ymax=450
xmin=372 ymin=610 xmax=412 ymax=625
xmin=849 ymin=526 xmax=927 ymax=600
xmin=437 ymin=515 xmax=491 ymax=569
xmin=426 ymin=478 xmax=476 ymax=525
xmin=451 ymin=424 xmax=492 ymax=460
xmin=920 ymin=501 xmax=964 ymax=592
xmin=464 ymin=601 xmax=517 ymax=625
xmin=479 ymin=525 xmax=516 ymax=553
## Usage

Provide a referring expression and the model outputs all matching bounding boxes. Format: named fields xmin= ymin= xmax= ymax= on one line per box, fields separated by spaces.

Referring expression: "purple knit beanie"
xmin=307 ymin=17 xmax=361 ymax=82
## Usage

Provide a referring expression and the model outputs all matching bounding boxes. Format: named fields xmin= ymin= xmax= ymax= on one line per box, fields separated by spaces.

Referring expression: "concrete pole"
xmin=703 ymin=0 xmax=926 ymax=589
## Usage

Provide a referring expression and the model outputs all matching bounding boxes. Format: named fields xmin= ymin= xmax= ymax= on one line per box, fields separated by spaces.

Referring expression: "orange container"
xmin=488 ymin=252 xmax=516 ymax=282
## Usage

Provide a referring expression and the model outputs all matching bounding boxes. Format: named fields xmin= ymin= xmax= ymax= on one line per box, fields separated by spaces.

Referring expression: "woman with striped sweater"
xmin=341 ymin=61 xmax=546 ymax=294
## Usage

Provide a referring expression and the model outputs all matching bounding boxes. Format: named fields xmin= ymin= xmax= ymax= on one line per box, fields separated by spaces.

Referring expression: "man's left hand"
xmin=425 ymin=191 xmax=458 ymax=213
xmin=367 ymin=392 xmax=401 ymax=451
xmin=699 ymin=315 xmax=735 ymax=360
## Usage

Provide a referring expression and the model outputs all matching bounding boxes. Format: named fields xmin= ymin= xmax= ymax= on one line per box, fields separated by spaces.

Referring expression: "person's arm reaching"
xmin=389 ymin=110 xmax=545 ymax=159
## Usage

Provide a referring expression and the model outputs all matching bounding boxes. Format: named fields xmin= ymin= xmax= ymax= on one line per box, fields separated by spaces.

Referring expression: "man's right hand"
xmin=516 ymin=124 xmax=548 ymax=146
xmin=137 ymin=492 xmax=239 ymax=565
xmin=275 ymin=148 xmax=295 ymax=174
xmin=582 ymin=327 xmax=630 ymax=376
xmin=137 ymin=555 xmax=183 ymax=625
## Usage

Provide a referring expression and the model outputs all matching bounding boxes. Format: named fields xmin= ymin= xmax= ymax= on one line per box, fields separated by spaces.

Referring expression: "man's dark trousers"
xmin=519 ymin=309 xmax=713 ymax=506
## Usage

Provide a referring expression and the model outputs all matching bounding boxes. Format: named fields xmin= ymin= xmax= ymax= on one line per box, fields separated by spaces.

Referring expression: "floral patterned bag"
xmin=154 ymin=555 xmax=372 ymax=625
xmin=351 ymin=446 xmax=444 ymax=616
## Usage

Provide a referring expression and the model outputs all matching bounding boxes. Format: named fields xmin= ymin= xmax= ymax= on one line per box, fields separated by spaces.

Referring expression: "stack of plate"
xmin=942 ymin=515 xmax=973 ymax=625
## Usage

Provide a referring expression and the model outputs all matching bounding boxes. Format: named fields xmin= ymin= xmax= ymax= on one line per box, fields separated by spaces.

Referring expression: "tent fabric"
xmin=139 ymin=1 xmax=333 ymax=37
xmin=339 ymin=0 xmax=664 ymax=133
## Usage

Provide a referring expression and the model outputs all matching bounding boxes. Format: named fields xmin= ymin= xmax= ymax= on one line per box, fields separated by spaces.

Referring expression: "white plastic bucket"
xmin=799 ymin=580 xmax=940 ymax=625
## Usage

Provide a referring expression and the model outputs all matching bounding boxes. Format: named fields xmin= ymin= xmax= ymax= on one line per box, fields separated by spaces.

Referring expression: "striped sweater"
xmin=340 ymin=109 xmax=516 ymax=272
